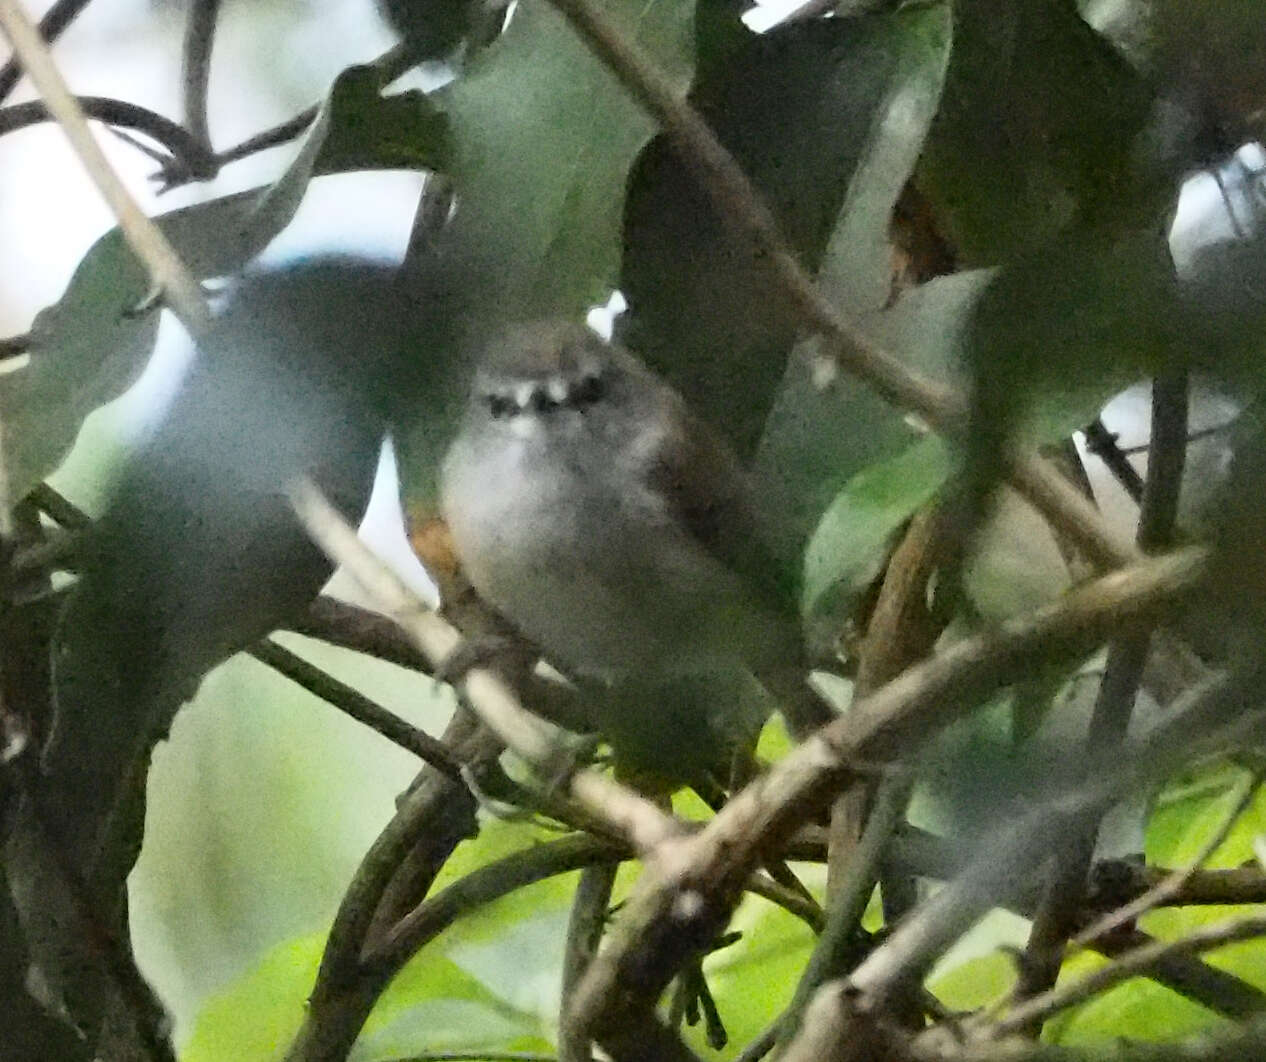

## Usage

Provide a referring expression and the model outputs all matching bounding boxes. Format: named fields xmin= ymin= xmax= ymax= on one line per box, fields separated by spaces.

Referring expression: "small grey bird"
xmin=440 ymin=320 xmax=833 ymax=777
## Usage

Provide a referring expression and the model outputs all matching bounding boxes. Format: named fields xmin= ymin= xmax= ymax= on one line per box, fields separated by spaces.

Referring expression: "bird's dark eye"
xmin=572 ymin=373 xmax=605 ymax=406
xmin=486 ymin=394 xmax=513 ymax=419
xmin=530 ymin=387 xmax=557 ymax=413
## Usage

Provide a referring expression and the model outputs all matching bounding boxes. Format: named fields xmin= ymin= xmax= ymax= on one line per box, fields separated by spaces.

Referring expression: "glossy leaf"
xmin=802 ymin=435 xmax=950 ymax=625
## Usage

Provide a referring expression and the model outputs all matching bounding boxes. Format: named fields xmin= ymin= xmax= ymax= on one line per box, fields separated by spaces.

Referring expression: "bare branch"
xmin=1019 ymin=373 xmax=1191 ymax=1014
xmin=0 ymin=0 xmax=90 ymax=102
xmin=0 ymin=0 xmax=211 ymax=335
xmin=1083 ymin=419 xmax=1145 ymax=505
xmin=287 ymin=708 xmax=498 ymax=1062
xmin=1073 ymin=772 xmax=1259 ymax=950
xmin=561 ymin=863 xmax=619 ymax=1062
xmin=568 ymin=545 xmax=1209 ymax=1052
xmin=0 ymin=97 xmax=217 ymax=178
xmin=180 ymin=0 xmax=220 ymax=150
xmin=246 ymin=638 xmax=464 ymax=779
xmin=27 ymin=482 xmax=91 ymax=530
xmin=286 ymin=477 xmax=682 ymax=856
xmin=991 ymin=909 xmax=1266 ymax=1039
xmin=542 ymin=0 xmax=1135 ymax=571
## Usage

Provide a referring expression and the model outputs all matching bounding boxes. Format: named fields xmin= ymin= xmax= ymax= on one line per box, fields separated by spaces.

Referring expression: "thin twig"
xmin=916 ymin=1016 xmax=1266 ymax=1061
xmin=182 ymin=40 xmax=415 ymax=182
xmin=0 ymin=0 xmax=211 ymax=335
xmin=0 ymin=97 xmax=217 ymax=178
xmin=781 ymin=776 xmax=909 ymax=1046
xmin=0 ymin=0 xmax=90 ymax=102
xmin=1118 ymin=422 xmax=1234 ymax=456
xmin=365 ymin=834 xmax=624 ymax=972
xmin=1018 ymin=373 xmax=1190 ymax=1015
xmin=989 ymin=909 xmax=1266 ymax=1039
xmin=287 ymin=708 xmax=497 ymax=1062
xmin=561 ymin=862 xmax=619 ymax=1062
xmin=27 ymin=482 xmax=92 ymax=530
xmin=567 ymin=546 xmax=1210 ymax=1053
xmin=286 ymin=477 xmax=682 ymax=856
xmin=180 ymin=0 xmax=220 ymax=151
xmin=1074 ymin=772 xmax=1259 ymax=951
xmin=790 ymin=676 xmax=1262 ymax=1062
xmin=542 ymin=0 xmax=1134 ymax=572
xmin=0 ymin=331 xmax=29 ymax=359
xmin=246 ymin=638 xmax=463 ymax=779
xmin=1083 ymin=419 xmax=1145 ymax=505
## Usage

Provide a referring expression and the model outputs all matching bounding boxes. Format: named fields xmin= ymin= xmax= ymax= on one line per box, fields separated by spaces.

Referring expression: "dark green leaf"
xmin=396 ymin=0 xmax=693 ymax=511
xmin=2 ymin=63 xmax=446 ymax=504
xmin=622 ymin=9 xmax=942 ymax=456
xmin=918 ymin=0 xmax=1159 ymax=265
xmin=26 ymin=263 xmax=411 ymax=1056
xmin=802 ymin=435 xmax=950 ymax=626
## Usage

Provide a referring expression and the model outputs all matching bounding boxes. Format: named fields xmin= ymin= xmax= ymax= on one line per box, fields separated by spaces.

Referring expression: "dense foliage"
xmin=4 ymin=0 xmax=1266 ymax=1060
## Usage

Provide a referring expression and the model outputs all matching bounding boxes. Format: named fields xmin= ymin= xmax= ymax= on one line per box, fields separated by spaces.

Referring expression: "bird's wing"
xmin=641 ymin=385 xmax=795 ymax=618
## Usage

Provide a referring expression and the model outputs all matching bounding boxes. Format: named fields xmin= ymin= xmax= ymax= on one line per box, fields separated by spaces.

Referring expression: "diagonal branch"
xmin=0 ymin=0 xmax=90 ymax=102
xmin=0 ymin=0 xmax=211 ymax=336
xmin=991 ymin=908 xmax=1266 ymax=1040
xmin=1018 ymin=372 xmax=1190 ymax=1015
xmin=566 ymin=544 xmax=1209 ymax=1055
xmin=784 ymin=672 xmax=1261 ymax=1062
xmin=287 ymin=478 xmax=683 ymax=856
xmin=543 ymin=0 xmax=1134 ymax=572
xmin=246 ymin=638 xmax=463 ymax=778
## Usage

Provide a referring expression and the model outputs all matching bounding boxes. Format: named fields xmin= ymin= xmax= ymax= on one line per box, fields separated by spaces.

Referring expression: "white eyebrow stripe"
xmin=547 ymin=376 xmax=570 ymax=403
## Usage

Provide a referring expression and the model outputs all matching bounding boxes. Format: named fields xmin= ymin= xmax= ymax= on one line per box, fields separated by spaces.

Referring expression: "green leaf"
xmin=621 ymin=8 xmax=947 ymax=456
xmin=965 ymin=487 xmax=1072 ymax=620
xmin=1146 ymin=763 xmax=1261 ymax=868
xmin=1152 ymin=0 xmax=1266 ymax=134
xmin=959 ymin=225 xmax=1178 ymax=509
xmin=2 ymin=62 xmax=447 ymax=504
xmin=917 ymin=0 xmax=1159 ymax=265
xmin=313 ymin=65 xmax=452 ymax=176
xmin=928 ymin=952 xmax=1017 ymax=1013
xmin=396 ymin=0 xmax=693 ymax=509
xmin=182 ymin=929 xmax=547 ymax=1062
xmin=1 ymin=188 xmax=257 ymax=501
xmin=801 ymin=434 xmax=950 ymax=624
xmin=815 ymin=2 xmax=953 ymax=318
xmin=685 ymin=892 xmax=818 ymax=1055
xmin=1042 ymin=950 xmax=1222 ymax=1045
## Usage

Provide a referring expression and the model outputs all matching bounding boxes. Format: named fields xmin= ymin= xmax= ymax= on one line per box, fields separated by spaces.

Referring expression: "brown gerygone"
xmin=440 ymin=320 xmax=833 ymax=778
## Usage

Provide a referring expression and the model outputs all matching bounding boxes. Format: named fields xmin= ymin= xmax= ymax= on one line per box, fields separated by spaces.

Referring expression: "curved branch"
xmin=0 ymin=0 xmax=211 ymax=335
xmin=991 ymin=909 xmax=1266 ymax=1039
xmin=181 ymin=0 xmax=220 ymax=150
xmin=0 ymin=0 xmax=91 ymax=102
xmin=0 ymin=96 xmax=217 ymax=179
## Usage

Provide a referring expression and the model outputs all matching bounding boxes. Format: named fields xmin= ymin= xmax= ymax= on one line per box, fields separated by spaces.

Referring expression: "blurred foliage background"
xmin=5 ymin=0 xmax=1266 ymax=1060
